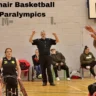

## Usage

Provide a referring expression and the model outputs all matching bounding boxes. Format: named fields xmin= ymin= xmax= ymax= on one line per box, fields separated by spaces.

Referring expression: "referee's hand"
xmin=52 ymin=33 xmax=56 ymax=36
xmin=32 ymin=31 xmax=36 ymax=35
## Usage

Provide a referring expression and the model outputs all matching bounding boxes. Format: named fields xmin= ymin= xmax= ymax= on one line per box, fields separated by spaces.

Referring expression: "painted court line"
xmin=68 ymin=85 xmax=82 ymax=91
xmin=68 ymin=85 xmax=88 ymax=94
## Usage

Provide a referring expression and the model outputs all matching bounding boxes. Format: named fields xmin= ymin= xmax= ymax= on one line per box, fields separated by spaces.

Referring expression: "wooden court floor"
xmin=23 ymin=78 xmax=96 ymax=96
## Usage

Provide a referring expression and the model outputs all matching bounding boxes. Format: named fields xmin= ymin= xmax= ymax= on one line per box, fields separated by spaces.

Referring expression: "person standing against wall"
xmin=29 ymin=31 xmax=59 ymax=86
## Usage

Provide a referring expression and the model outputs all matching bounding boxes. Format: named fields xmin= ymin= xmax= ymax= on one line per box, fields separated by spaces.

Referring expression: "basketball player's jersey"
xmin=2 ymin=57 xmax=17 ymax=76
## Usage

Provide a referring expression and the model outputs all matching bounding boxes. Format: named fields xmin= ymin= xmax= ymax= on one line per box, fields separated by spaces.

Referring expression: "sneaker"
xmin=67 ymin=78 xmax=71 ymax=81
xmin=86 ymin=66 xmax=90 ymax=69
xmin=50 ymin=83 xmax=55 ymax=86
xmin=42 ymin=83 xmax=47 ymax=86
xmin=38 ymin=74 xmax=42 ymax=79
xmin=56 ymin=77 xmax=60 ymax=81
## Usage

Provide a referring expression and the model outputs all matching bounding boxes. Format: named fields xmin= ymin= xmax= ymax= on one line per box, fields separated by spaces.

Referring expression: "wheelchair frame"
xmin=2 ymin=75 xmax=22 ymax=96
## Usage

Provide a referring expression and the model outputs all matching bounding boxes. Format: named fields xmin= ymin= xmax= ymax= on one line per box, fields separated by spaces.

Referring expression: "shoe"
xmin=42 ymin=83 xmax=47 ymax=86
xmin=67 ymin=78 xmax=71 ymax=81
xmin=56 ymin=77 xmax=60 ymax=81
xmin=50 ymin=83 xmax=55 ymax=86
xmin=86 ymin=66 xmax=90 ymax=69
xmin=38 ymin=74 xmax=42 ymax=79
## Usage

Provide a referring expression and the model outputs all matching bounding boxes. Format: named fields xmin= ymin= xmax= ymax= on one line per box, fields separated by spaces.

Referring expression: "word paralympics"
xmin=0 ymin=2 xmax=55 ymax=7
xmin=0 ymin=11 xmax=46 ymax=18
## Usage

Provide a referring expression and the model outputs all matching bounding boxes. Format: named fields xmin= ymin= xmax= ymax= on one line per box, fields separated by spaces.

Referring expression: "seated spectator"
xmin=50 ymin=49 xmax=70 ymax=81
xmin=32 ymin=49 xmax=42 ymax=78
xmin=80 ymin=46 xmax=96 ymax=78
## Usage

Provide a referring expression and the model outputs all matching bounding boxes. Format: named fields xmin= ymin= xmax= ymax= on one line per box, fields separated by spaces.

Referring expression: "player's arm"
xmin=16 ymin=59 xmax=21 ymax=80
xmin=0 ymin=59 xmax=2 ymax=79
xmin=85 ymin=26 xmax=96 ymax=34
xmin=85 ymin=26 xmax=96 ymax=40
xmin=0 ymin=59 xmax=2 ymax=69
xmin=29 ymin=31 xmax=36 ymax=43
xmin=90 ymin=34 xmax=96 ymax=40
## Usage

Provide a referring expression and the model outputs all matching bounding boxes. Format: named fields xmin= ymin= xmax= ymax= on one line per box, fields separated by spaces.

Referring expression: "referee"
xmin=29 ymin=31 xmax=59 ymax=86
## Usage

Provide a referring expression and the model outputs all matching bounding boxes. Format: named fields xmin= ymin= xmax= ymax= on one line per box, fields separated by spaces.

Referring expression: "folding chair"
xmin=51 ymin=67 xmax=66 ymax=80
xmin=31 ymin=66 xmax=42 ymax=81
xmin=80 ymin=66 xmax=91 ymax=78
xmin=19 ymin=59 xmax=30 ymax=81
xmin=2 ymin=75 xmax=23 ymax=96
xmin=21 ymin=68 xmax=30 ymax=81
xmin=32 ymin=66 xmax=35 ymax=81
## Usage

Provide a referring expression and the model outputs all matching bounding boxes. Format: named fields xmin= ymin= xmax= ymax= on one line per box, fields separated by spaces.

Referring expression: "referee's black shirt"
xmin=32 ymin=38 xmax=56 ymax=55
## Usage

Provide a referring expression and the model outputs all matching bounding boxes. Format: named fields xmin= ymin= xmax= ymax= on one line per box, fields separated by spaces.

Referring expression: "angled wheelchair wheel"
xmin=6 ymin=84 xmax=9 ymax=96
xmin=16 ymin=84 xmax=18 ymax=96
xmin=5 ymin=84 xmax=18 ymax=96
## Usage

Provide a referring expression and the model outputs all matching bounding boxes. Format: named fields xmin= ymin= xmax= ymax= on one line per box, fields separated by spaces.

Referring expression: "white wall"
xmin=0 ymin=0 xmax=96 ymax=79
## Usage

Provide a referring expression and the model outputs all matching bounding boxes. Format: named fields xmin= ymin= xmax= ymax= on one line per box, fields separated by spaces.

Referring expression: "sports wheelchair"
xmin=2 ymin=75 xmax=22 ymax=96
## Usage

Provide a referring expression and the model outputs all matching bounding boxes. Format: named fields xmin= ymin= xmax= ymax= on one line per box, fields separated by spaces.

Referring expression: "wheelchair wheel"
xmin=6 ymin=84 xmax=9 ymax=96
xmin=5 ymin=84 xmax=18 ymax=96
xmin=16 ymin=85 xmax=18 ymax=96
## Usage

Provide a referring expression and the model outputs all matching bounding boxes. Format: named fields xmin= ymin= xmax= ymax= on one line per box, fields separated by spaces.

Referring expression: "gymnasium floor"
xmin=23 ymin=78 xmax=96 ymax=96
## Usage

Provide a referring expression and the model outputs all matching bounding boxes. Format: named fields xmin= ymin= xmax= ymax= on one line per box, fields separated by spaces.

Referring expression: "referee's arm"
xmin=52 ymin=33 xmax=59 ymax=43
xmin=29 ymin=31 xmax=36 ymax=43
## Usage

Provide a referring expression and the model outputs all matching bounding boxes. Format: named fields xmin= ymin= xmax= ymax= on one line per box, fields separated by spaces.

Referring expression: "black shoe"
xmin=50 ymin=83 xmax=55 ymax=86
xmin=42 ymin=83 xmax=47 ymax=86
